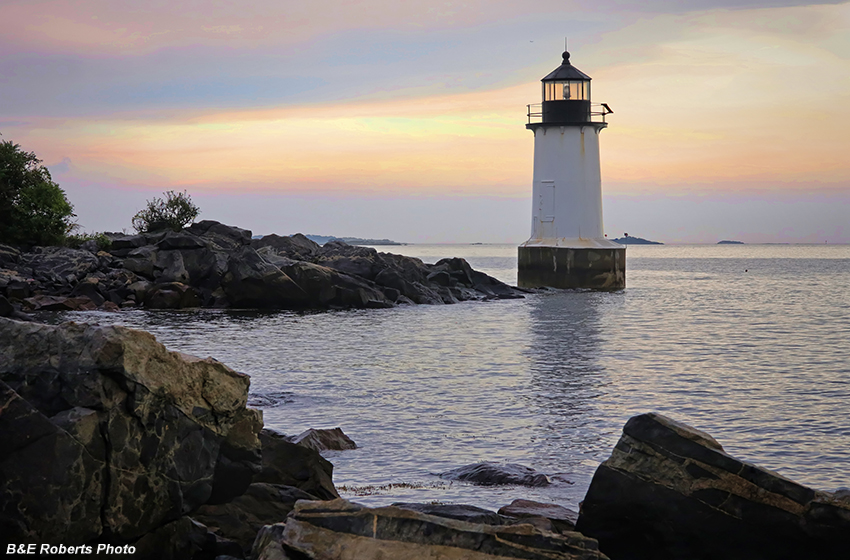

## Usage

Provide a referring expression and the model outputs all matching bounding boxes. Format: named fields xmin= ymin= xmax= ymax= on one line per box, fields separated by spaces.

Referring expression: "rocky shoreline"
xmin=0 ymin=220 xmax=524 ymax=317
xmin=3 ymin=316 xmax=849 ymax=559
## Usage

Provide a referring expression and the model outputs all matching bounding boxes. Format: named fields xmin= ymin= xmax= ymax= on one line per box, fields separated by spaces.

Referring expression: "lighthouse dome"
xmin=534 ymin=50 xmax=595 ymax=124
xmin=541 ymin=51 xmax=591 ymax=82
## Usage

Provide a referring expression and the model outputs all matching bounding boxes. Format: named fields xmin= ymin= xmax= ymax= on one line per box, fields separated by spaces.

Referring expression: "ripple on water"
xmin=41 ymin=244 xmax=850 ymax=507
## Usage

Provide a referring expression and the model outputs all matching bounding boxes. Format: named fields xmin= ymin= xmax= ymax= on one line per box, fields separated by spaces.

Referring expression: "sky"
xmin=1 ymin=0 xmax=848 ymax=243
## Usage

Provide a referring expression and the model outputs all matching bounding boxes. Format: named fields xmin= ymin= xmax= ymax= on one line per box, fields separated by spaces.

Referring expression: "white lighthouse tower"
xmin=518 ymin=50 xmax=625 ymax=290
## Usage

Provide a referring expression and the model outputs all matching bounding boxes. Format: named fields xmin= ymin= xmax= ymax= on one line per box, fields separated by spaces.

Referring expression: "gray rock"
xmin=499 ymin=499 xmax=578 ymax=532
xmin=21 ymin=247 xmax=100 ymax=283
xmin=221 ymin=247 xmax=310 ymax=309
xmin=292 ymin=427 xmax=357 ymax=452
xmin=155 ymin=250 xmax=190 ymax=283
xmin=186 ymin=220 xmax=253 ymax=250
xmin=110 ymin=234 xmax=148 ymax=253
xmin=0 ymin=317 xmax=262 ymax=544
xmin=440 ymin=462 xmax=551 ymax=487
xmin=68 ymin=277 xmax=106 ymax=306
xmin=22 ymin=295 xmax=98 ymax=311
xmin=123 ymin=245 xmax=158 ymax=278
xmin=251 ymin=233 xmax=319 ymax=261
xmin=194 ymin=483 xmax=317 ymax=551
xmin=255 ymin=429 xmax=339 ymax=500
xmin=157 ymin=231 xmax=208 ymax=251
xmin=252 ymin=499 xmax=608 ymax=560
xmin=280 ymin=260 xmax=391 ymax=309
xmin=392 ymin=503 xmax=513 ymax=525
xmin=576 ymin=412 xmax=850 ymax=560
xmin=144 ymin=282 xmax=202 ymax=309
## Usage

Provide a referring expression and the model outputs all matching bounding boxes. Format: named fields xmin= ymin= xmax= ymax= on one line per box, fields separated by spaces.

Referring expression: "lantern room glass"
xmin=543 ymin=80 xmax=590 ymax=101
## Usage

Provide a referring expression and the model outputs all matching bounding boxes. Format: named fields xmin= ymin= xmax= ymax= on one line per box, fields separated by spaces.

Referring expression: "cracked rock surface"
xmin=0 ymin=317 xmax=262 ymax=545
xmin=576 ymin=412 xmax=850 ymax=560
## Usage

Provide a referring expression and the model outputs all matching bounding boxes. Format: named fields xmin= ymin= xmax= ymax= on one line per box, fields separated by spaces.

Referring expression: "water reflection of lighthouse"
xmin=518 ymin=50 xmax=625 ymax=290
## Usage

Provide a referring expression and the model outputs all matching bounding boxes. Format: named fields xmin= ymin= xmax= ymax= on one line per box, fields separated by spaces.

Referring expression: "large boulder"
xmin=0 ymin=318 xmax=262 ymax=546
xmin=255 ymin=429 xmax=339 ymax=500
xmin=280 ymin=260 xmax=392 ymax=309
xmin=252 ymin=499 xmax=609 ymax=560
xmin=20 ymin=246 xmax=101 ymax=285
xmin=186 ymin=220 xmax=253 ymax=251
xmin=221 ymin=247 xmax=310 ymax=309
xmin=499 ymin=499 xmax=578 ymax=533
xmin=193 ymin=483 xmax=317 ymax=552
xmin=576 ymin=412 xmax=850 ymax=560
xmin=291 ymin=427 xmax=357 ymax=452
xmin=251 ymin=233 xmax=320 ymax=261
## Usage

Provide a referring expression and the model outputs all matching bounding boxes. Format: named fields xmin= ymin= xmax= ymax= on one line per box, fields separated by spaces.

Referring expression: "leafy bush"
xmin=0 ymin=139 xmax=77 ymax=246
xmin=132 ymin=190 xmax=200 ymax=233
xmin=65 ymin=232 xmax=112 ymax=251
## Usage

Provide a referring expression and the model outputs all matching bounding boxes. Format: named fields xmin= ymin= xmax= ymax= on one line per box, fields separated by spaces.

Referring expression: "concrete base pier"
xmin=518 ymin=245 xmax=625 ymax=290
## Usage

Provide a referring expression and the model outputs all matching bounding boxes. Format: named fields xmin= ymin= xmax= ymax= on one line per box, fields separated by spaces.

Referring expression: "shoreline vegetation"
xmin=2 ymin=316 xmax=849 ymax=559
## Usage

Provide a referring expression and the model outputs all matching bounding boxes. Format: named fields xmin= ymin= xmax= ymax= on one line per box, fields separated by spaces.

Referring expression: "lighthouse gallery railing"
xmin=526 ymin=103 xmax=611 ymax=125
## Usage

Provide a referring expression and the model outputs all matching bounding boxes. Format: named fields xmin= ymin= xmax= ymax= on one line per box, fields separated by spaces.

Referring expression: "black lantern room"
xmin=541 ymin=51 xmax=592 ymax=124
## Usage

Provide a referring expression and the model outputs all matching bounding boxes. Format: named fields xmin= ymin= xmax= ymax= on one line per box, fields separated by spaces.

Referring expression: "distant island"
xmin=611 ymin=235 xmax=663 ymax=245
xmin=717 ymin=240 xmax=744 ymax=244
xmin=304 ymin=235 xmax=405 ymax=246
xmin=251 ymin=234 xmax=405 ymax=245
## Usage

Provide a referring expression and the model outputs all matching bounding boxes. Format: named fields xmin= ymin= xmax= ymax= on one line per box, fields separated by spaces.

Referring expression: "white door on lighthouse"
xmin=538 ymin=181 xmax=555 ymax=239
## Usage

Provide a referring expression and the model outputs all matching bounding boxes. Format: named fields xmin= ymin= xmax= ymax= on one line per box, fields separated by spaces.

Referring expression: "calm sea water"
xmin=47 ymin=244 xmax=850 ymax=511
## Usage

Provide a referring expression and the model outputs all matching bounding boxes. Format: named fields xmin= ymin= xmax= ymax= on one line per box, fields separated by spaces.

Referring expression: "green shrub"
xmin=0 ymin=139 xmax=77 ymax=246
xmin=65 ymin=232 xmax=112 ymax=251
xmin=132 ymin=190 xmax=200 ymax=233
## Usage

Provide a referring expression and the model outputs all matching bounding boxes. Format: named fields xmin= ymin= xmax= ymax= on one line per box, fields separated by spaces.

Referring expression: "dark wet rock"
xmin=292 ymin=427 xmax=357 ymax=452
xmin=145 ymin=282 xmax=202 ymax=309
xmin=127 ymin=279 xmax=153 ymax=302
xmin=110 ymin=234 xmax=148 ymax=254
xmin=21 ymin=246 xmax=100 ymax=283
xmin=132 ymin=516 xmax=219 ymax=560
xmin=252 ymin=233 xmax=320 ymax=261
xmin=0 ymin=295 xmax=15 ymax=317
xmin=157 ymin=230 xmax=207 ymax=251
xmin=68 ymin=277 xmax=106 ymax=306
xmin=0 ymin=317 xmax=262 ymax=544
xmin=0 ymin=295 xmax=31 ymax=321
xmin=154 ymin=249 xmax=191 ymax=283
xmin=123 ymin=245 xmax=158 ymax=278
xmin=221 ymin=247 xmax=309 ymax=309
xmin=22 ymin=294 xmax=98 ymax=311
xmin=392 ymin=503 xmax=513 ymax=526
xmin=186 ymin=220 xmax=252 ymax=251
xmin=9 ymin=226 xmax=523 ymax=311
xmin=440 ymin=462 xmax=552 ymax=487
xmin=576 ymin=412 xmax=850 ymax=560
xmin=280 ymin=260 xmax=391 ymax=309
xmin=194 ymin=483 xmax=317 ymax=552
xmin=3 ymin=277 xmax=32 ymax=300
xmin=499 ymin=499 xmax=578 ymax=533
xmin=255 ymin=429 xmax=339 ymax=500
xmin=181 ymin=247 xmax=228 ymax=288
xmin=252 ymin=499 xmax=609 ymax=560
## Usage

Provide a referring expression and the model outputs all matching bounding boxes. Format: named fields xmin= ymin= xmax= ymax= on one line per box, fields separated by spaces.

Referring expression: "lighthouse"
xmin=517 ymin=50 xmax=625 ymax=290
